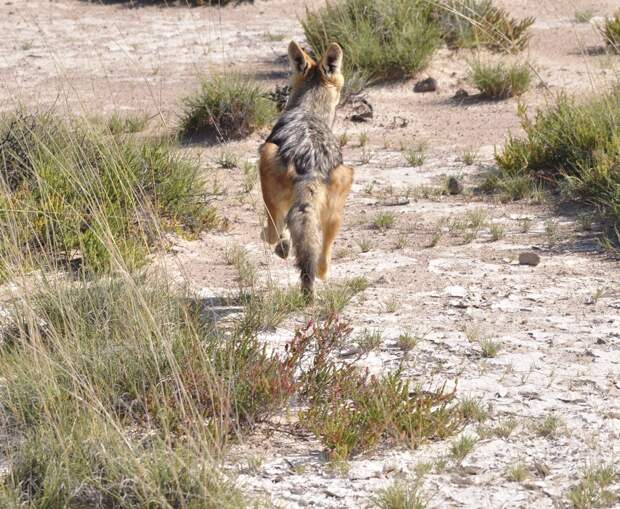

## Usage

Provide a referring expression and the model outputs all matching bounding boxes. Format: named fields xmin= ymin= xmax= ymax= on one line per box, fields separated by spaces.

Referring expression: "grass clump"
xmin=0 ymin=275 xmax=313 ymax=506
xmin=437 ymin=0 xmax=534 ymax=52
xmin=450 ymin=434 xmax=477 ymax=463
xmin=0 ymin=111 xmax=216 ymax=273
xmin=601 ymin=11 xmax=620 ymax=52
xmin=373 ymin=211 xmax=397 ymax=230
xmin=371 ymin=478 xmax=429 ymax=509
xmin=506 ymin=463 xmax=529 ymax=482
xmin=568 ymin=464 xmax=617 ymax=509
xmin=303 ymin=368 xmax=464 ymax=460
xmin=469 ymin=59 xmax=532 ymax=99
xmin=105 ymin=111 xmax=149 ymax=135
xmin=302 ymin=0 xmax=441 ymax=82
xmin=180 ymin=74 xmax=277 ymax=141
xmin=495 ymin=85 xmax=620 ymax=236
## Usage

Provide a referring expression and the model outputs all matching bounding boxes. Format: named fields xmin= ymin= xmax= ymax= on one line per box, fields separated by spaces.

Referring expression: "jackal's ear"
xmin=288 ymin=41 xmax=312 ymax=75
xmin=320 ymin=43 xmax=343 ymax=76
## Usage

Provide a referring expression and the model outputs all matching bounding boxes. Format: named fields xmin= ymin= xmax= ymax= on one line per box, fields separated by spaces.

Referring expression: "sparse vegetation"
xmin=105 ymin=111 xmax=149 ymax=134
xmin=404 ymin=143 xmax=427 ymax=167
xmin=374 ymin=211 xmax=397 ymax=230
xmin=459 ymin=397 xmax=489 ymax=423
xmin=179 ymin=74 xmax=276 ymax=141
xmin=533 ymin=414 xmax=563 ymax=438
xmin=450 ymin=434 xmax=477 ymax=463
xmin=0 ymin=111 xmax=216 ymax=273
xmin=568 ymin=464 xmax=617 ymax=509
xmin=495 ymin=85 xmax=620 ymax=237
xmin=397 ymin=331 xmax=419 ymax=352
xmin=302 ymin=0 xmax=441 ymax=82
xmin=358 ymin=328 xmax=383 ymax=352
xmin=506 ymin=463 xmax=529 ymax=482
xmin=372 ymin=478 xmax=429 ymax=509
xmin=437 ymin=0 xmax=534 ymax=52
xmin=480 ymin=338 xmax=502 ymax=357
xmin=489 ymin=223 xmax=505 ymax=241
xmin=601 ymin=11 xmax=620 ymax=51
xmin=469 ymin=59 xmax=532 ymax=99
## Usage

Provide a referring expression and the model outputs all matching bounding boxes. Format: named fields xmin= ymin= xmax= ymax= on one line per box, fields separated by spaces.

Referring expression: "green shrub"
xmin=179 ymin=74 xmax=277 ymax=141
xmin=302 ymin=0 xmax=441 ymax=82
xmin=437 ymin=0 xmax=534 ymax=52
xmin=496 ymin=85 xmax=620 ymax=232
xmin=469 ymin=59 xmax=531 ymax=99
xmin=601 ymin=10 xmax=620 ymax=51
xmin=0 ymin=112 xmax=217 ymax=273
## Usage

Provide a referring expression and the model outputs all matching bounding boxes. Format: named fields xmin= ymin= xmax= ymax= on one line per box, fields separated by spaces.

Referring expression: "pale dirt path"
xmin=1 ymin=1 xmax=620 ymax=508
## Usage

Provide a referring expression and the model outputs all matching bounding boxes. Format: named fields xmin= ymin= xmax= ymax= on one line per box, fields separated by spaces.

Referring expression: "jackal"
xmin=259 ymin=41 xmax=354 ymax=297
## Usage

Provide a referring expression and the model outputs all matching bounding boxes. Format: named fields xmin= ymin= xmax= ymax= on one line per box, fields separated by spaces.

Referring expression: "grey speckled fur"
xmin=265 ymin=108 xmax=342 ymax=181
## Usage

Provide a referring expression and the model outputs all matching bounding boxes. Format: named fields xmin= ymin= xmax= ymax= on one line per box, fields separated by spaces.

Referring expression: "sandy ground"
xmin=1 ymin=0 xmax=620 ymax=507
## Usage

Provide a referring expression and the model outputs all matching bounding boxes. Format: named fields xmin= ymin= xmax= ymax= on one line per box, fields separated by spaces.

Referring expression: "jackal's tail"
xmin=287 ymin=179 xmax=322 ymax=297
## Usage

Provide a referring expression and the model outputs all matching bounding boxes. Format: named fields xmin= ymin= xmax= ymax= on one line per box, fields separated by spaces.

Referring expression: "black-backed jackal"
xmin=259 ymin=41 xmax=354 ymax=297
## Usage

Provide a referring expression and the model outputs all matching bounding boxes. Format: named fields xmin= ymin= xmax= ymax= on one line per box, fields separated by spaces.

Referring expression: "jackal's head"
xmin=285 ymin=41 xmax=344 ymax=127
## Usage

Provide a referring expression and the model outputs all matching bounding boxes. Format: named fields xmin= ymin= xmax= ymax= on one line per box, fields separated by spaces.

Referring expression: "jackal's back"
xmin=265 ymin=109 xmax=342 ymax=181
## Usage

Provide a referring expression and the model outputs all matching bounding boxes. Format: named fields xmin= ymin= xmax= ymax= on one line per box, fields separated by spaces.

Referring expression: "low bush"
xmin=179 ymin=74 xmax=277 ymax=141
xmin=438 ymin=0 xmax=534 ymax=52
xmin=0 ymin=111 xmax=216 ymax=273
xmin=495 ymin=84 xmax=620 ymax=234
xmin=302 ymin=0 xmax=441 ymax=82
xmin=469 ymin=59 xmax=532 ymax=99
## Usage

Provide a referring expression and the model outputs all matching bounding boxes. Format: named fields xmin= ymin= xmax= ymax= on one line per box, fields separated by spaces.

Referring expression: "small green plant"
xmin=506 ymin=463 xmax=529 ymax=482
xmin=179 ymin=74 xmax=276 ymax=141
xmin=242 ymin=161 xmax=257 ymax=193
xmin=461 ymin=148 xmax=478 ymax=165
xmin=459 ymin=397 xmax=489 ymax=423
xmin=373 ymin=211 xmax=397 ymax=230
xmin=106 ymin=112 xmax=149 ymax=134
xmin=225 ymin=245 xmax=258 ymax=290
xmin=404 ymin=143 xmax=426 ymax=167
xmin=450 ymin=434 xmax=477 ymax=463
xmin=359 ymin=132 xmax=369 ymax=147
xmin=383 ymin=296 xmax=400 ymax=313
xmin=358 ymin=328 xmax=383 ymax=352
xmin=303 ymin=0 xmax=441 ymax=82
xmin=397 ymin=331 xmax=419 ymax=352
xmin=568 ymin=464 xmax=617 ymax=509
xmin=489 ymin=223 xmax=505 ymax=241
xmin=545 ymin=220 xmax=559 ymax=244
xmin=601 ymin=11 xmax=620 ymax=51
xmin=469 ymin=59 xmax=532 ymax=99
xmin=479 ymin=417 xmax=519 ymax=439
xmin=217 ymin=151 xmax=239 ymax=169
xmin=356 ymin=237 xmax=374 ymax=253
xmin=394 ymin=234 xmax=409 ymax=250
xmin=574 ymin=9 xmax=594 ymax=23
xmin=318 ymin=277 xmax=368 ymax=316
xmin=371 ymin=478 xmax=429 ymax=509
xmin=480 ymin=338 xmax=502 ymax=358
xmin=533 ymin=414 xmax=563 ymax=438
xmin=339 ymin=132 xmax=350 ymax=147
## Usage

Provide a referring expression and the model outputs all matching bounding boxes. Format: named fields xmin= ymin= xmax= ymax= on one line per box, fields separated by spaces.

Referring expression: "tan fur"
xmin=259 ymin=41 xmax=354 ymax=296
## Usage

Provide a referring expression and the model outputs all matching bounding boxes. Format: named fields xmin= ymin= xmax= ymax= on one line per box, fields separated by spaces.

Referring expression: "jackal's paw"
xmin=317 ymin=258 xmax=330 ymax=280
xmin=261 ymin=227 xmax=278 ymax=245
xmin=275 ymin=238 xmax=290 ymax=259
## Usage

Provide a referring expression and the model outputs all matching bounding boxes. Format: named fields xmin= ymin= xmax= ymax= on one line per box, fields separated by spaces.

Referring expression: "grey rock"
xmin=447 ymin=176 xmax=463 ymax=195
xmin=519 ymin=252 xmax=541 ymax=266
xmin=414 ymin=77 xmax=438 ymax=93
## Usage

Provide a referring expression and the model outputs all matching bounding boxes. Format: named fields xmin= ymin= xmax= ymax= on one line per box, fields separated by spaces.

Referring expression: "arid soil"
xmin=1 ymin=1 xmax=620 ymax=508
